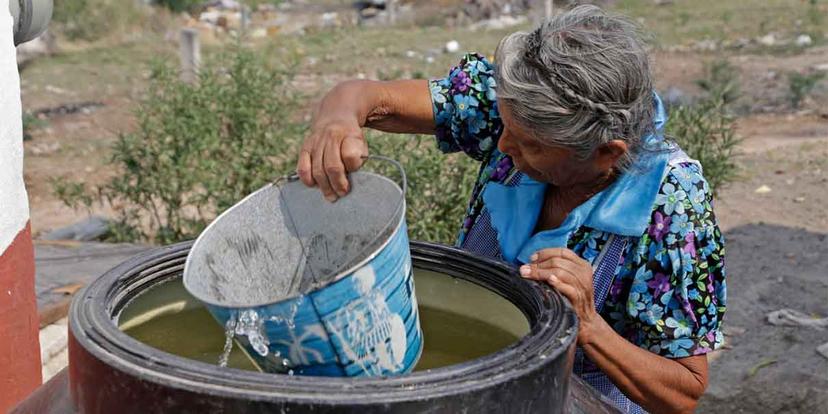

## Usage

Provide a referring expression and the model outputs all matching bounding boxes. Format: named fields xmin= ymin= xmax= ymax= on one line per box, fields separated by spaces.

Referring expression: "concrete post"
xmin=180 ymin=28 xmax=200 ymax=84
xmin=545 ymin=0 xmax=553 ymax=20
xmin=1 ymin=0 xmax=43 ymax=410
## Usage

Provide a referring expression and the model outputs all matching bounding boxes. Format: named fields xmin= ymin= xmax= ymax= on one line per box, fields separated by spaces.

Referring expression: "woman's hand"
xmin=519 ymin=248 xmax=603 ymax=345
xmin=297 ymin=83 xmax=369 ymax=202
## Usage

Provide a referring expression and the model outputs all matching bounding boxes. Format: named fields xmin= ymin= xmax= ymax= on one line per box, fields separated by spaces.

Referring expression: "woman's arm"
xmin=297 ymin=79 xmax=433 ymax=201
xmin=520 ymin=248 xmax=709 ymax=414
xmin=580 ymin=316 xmax=708 ymax=413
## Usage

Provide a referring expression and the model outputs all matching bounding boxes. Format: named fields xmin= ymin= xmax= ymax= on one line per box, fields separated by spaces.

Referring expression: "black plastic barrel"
xmin=61 ymin=241 xmax=579 ymax=413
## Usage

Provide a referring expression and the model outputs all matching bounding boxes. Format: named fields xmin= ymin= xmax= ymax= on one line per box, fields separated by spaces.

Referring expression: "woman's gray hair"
xmin=494 ymin=4 xmax=655 ymax=170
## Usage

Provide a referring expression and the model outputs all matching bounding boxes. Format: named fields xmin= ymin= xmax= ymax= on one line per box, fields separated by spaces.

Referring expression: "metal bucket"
xmin=183 ymin=157 xmax=421 ymax=377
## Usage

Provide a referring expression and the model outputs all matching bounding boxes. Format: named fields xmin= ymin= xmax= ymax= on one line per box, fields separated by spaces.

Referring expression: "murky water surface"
xmin=121 ymin=269 xmax=529 ymax=372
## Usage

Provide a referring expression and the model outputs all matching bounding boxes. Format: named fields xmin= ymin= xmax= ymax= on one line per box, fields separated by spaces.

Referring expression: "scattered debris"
xmin=469 ymin=14 xmax=528 ymax=30
xmin=793 ymin=196 xmax=806 ymax=203
xmin=766 ymin=309 xmax=828 ymax=329
xmin=29 ymin=141 xmax=61 ymax=156
xmin=746 ymin=358 xmax=777 ymax=378
xmin=813 ymin=63 xmax=828 ymax=72
xmin=795 ymin=34 xmax=813 ymax=47
xmin=817 ymin=342 xmax=828 ymax=361
xmin=320 ymin=12 xmax=340 ymax=27
xmin=724 ymin=326 xmax=746 ymax=337
xmin=694 ymin=39 xmax=718 ymax=52
xmin=758 ymin=33 xmax=776 ymax=47
xmin=445 ymin=40 xmax=461 ymax=53
xmin=754 ymin=185 xmax=772 ymax=194
xmin=41 ymin=216 xmax=111 ymax=242
xmin=52 ymin=283 xmax=84 ymax=296
xmin=33 ymin=101 xmax=104 ymax=119
xmin=203 ymin=0 xmax=241 ymax=10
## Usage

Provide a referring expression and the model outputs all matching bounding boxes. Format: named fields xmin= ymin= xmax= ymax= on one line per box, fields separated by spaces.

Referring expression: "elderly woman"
xmin=297 ymin=5 xmax=725 ymax=413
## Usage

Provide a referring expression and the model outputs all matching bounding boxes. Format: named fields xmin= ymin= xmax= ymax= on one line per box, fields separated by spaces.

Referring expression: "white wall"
xmin=0 ymin=0 xmax=31 ymax=253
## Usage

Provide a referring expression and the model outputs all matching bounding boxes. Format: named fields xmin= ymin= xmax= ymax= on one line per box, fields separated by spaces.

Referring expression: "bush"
xmin=667 ymin=59 xmax=741 ymax=194
xmin=788 ymin=71 xmax=826 ymax=109
xmin=52 ymin=0 xmax=148 ymax=41
xmin=54 ymin=46 xmax=304 ymax=244
xmin=22 ymin=113 xmax=46 ymax=141
xmin=153 ymin=0 xmax=202 ymax=13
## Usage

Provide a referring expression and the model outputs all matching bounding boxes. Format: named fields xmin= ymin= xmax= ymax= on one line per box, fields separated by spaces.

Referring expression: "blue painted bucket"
xmin=183 ymin=158 xmax=422 ymax=377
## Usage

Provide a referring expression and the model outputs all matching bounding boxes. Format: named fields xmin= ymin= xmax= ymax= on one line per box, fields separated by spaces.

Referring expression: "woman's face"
xmin=497 ymin=102 xmax=624 ymax=188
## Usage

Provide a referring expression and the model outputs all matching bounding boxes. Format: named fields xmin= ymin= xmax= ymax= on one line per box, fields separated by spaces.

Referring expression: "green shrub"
xmin=788 ymin=71 xmax=825 ymax=109
xmin=153 ymin=0 xmax=202 ymax=13
xmin=667 ymin=59 xmax=741 ymax=194
xmin=694 ymin=58 xmax=740 ymax=107
xmin=54 ymin=46 xmax=304 ymax=244
xmin=22 ymin=113 xmax=46 ymax=141
xmin=52 ymin=0 xmax=148 ymax=41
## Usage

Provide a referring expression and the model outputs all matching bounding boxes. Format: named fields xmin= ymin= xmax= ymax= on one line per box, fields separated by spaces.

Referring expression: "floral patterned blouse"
xmin=429 ymin=53 xmax=726 ymax=358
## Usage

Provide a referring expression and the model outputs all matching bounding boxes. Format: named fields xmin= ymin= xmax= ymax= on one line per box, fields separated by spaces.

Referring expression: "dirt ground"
xmin=18 ymin=4 xmax=828 ymax=412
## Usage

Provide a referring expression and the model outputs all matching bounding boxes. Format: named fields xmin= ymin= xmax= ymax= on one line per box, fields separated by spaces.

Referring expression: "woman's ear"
xmin=594 ymin=140 xmax=629 ymax=172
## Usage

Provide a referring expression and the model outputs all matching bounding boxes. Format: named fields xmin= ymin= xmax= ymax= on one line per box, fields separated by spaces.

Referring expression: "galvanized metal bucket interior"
xmin=183 ymin=170 xmax=406 ymax=308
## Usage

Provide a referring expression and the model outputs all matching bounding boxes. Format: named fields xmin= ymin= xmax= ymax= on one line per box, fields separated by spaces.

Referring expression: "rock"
xmin=766 ymin=308 xmax=828 ymax=329
xmin=42 ymin=216 xmax=111 ymax=242
xmin=813 ymin=63 xmax=828 ymax=72
xmin=445 ymin=40 xmax=460 ymax=53
xmin=203 ymin=0 xmax=241 ymax=10
xmin=404 ymin=50 xmax=418 ymax=58
xmin=758 ymin=33 xmax=776 ymax=47
xmin=320 ymin=12 xmax=339 ymax=27
xmin=469 ymin=15 xmax=528 ymax=31
xmin=16 ymin=30 xmax=56 ymax=68
xmin=360 ymin=7 xmax=381 ymax=18
xmin=795 ymin=34 xmax=812 ymax=47
xmin=754 ymin=185 xmax=772 ymax=194
xmin=694 ymin=39 xmax=718 ymax=51
xmin=33 ymin=101 xmax=104 ymax=118
xmin=818 ymin=342 xmax=828 ymax=360
xmin=793 ymin=196 xmax=806 ymax=203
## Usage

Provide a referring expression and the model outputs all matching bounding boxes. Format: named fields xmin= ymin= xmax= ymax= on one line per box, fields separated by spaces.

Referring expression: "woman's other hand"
xmin=519 ymin=248 xmax=603 ymax=345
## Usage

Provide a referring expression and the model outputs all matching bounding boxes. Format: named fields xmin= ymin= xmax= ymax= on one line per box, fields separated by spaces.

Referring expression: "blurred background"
xmin=18 ymin=1 xmax=828 ymax=413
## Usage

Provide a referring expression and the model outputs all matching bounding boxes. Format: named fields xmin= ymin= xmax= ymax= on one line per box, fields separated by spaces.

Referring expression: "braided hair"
xmin=495 ymin=5 xmax=655 ymax=170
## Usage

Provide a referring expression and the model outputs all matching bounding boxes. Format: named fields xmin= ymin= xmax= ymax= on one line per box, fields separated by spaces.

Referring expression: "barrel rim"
xmin=182 ymin=171 xmax=406 ymax=308
xmin=70 ymin=241 xmax=578 ymax=405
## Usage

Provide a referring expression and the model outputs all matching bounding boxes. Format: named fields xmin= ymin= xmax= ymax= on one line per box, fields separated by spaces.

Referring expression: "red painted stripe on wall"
xmin=0 ymin=222 xmax=42 ymax=411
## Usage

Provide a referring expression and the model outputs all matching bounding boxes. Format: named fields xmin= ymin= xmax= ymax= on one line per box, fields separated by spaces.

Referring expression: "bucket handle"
xmin=277 ymin=155 xmax=408 ymax=291
xmin=281 ymin=154 xmax=407 ymax=196
xmin=361 ymin=154 xmax=408 ymax=197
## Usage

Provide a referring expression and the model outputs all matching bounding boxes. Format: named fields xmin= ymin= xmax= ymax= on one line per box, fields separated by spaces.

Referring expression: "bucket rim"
xmin=182 ymin=171 xmax=407 ymax=309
